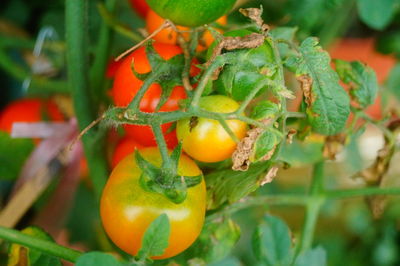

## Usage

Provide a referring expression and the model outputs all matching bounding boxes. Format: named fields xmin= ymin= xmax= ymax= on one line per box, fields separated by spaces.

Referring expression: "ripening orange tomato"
xmin=100 ymin=147 xmax=206 ymax=259
xmin=177 ymin=95 xmax=248 ymax=162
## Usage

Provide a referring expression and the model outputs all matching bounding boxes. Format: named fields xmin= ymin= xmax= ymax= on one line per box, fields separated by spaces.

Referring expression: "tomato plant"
xmin=146 ymin=10 xmax=227 ymax=51
xmin=111 ymin=42 xmax=198 ymax=148
xmin=177 ymin=95 xmax=248 ymax=163
xmin=146 ymin=0 xmax=236 ymax=27
xmin=2 ymin=2 xmax=400 ymax=266
xmin=0 ymin=98 xmax=64 ymax=134
xmin=100 ymin=147 xmax=206 ymax=259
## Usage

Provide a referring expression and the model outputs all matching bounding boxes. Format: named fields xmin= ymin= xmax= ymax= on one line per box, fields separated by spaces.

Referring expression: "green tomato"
xmin=146 ymin=0 xmax=236 ymax=27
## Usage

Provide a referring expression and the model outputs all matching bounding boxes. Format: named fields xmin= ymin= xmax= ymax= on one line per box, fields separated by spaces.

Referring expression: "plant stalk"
xmin=0 ymin=226 xmax=82 ymax=263
xmin=65 ymin=0 xmax=108 ymax=200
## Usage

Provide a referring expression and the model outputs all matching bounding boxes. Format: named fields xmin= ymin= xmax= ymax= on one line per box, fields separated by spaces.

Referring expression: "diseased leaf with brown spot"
xmin=206 ymin=163 xmax=271 ymax=210
xmin=260 ymin=167 xmax=279 ymax=186
xmin=323 ymin=134 xmax=346 ymax=160
xmin=285 ymin=38 xmax=350 ymax=135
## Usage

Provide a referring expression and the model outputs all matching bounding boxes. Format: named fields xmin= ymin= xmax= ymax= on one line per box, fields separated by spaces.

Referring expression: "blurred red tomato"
xmin=129 ymin=0 xmax=150 ymax=18
xmin=0 ymin=98 xmax=64 ymax=134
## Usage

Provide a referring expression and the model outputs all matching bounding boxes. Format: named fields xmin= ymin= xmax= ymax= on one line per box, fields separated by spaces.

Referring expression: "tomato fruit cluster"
xmin=104 ymin=2 xmax=251 ymax=259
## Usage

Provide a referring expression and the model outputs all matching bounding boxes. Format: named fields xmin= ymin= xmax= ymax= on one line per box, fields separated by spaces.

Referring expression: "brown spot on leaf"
xmin=232 ymin=119 xmax=274 ymax=171
xmin=239 ymin=8 xmax=269 ymax=32
xmin=232 ymin=127 xmax=263 ymax=171
xmin=287 ymin=129 xmax=297 ymax=144
xmin=260 ymin=167 xmax=279 ymax=186
xmin=206 ymin=33 xmax=265 ymax=70
xmin=354 ymin=142 xmax=395 ymax=185
xmin=297 ymin=74 xmax=315 ymax=106
xmin=323 ymin=134 xmax=346 ymax=160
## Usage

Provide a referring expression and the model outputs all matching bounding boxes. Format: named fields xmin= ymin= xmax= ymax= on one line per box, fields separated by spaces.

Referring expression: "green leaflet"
xmin=250 ymin=101 xmax=280 ymax=121
xmin=137 ymin=214 xmax=170 ymax=260
xmin=286 ymin=37 xmax=350 ymax=135
xmin=251 ymin=128 xmax=283 ymax=163
xmin=205 ymin=163 xmax=270 ymax=210
xmin=357 ymin=0 xmax=397 ymax=30
xmin=335 ymin=59 xmax=379 ymax=108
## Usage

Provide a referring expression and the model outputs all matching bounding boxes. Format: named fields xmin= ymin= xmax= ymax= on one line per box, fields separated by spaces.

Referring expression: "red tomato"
xmin=0 ymin=98 xmax=64 ymax=134
xmin=128 ymin=0 xmax=150 ymax=18
xmin=111 ymin=136 xmax=143 ymax=168
xmin=106 ymin=58 xmax=123 ymax=79
xmin=112 ymin=42 xmax=199 ymax=148
xmin=146 ymin=10 xmax=227 ymax=51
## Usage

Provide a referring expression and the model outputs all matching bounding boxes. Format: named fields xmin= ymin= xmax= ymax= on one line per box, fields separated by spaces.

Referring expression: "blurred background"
xmin=0 ymin=0 xmax=399 ymax=265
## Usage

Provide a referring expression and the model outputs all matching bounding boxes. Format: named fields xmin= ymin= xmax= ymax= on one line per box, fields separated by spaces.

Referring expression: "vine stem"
xmin=65 ymin=0 xmax=108 ymax=200
xmin=90 ymin=0 xmax=118 ymax=106
xmin=206 ymin=195 xmax=310 ymax=223
xmin=296 ymin=161 xmax=325 ymax=254
xmin=0 ymin=226 xmax=82 ymax=263
xmin=190 ymin=57 xmax=224 ymax=107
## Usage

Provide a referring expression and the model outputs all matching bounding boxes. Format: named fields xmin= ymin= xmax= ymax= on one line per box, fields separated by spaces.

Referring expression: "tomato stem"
xmin=0 ymin=226 xmax=82 ymax=263
xmin=65 ymin=0 xmax=108 ymax=200
xmin=296 ymin=161 xmax=325 ymax=255
xmin=190 ymin=57 xmax=224 ymax=107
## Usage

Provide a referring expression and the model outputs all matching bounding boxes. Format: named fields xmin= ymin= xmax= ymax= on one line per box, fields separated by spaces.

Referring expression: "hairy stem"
xmin=0 ymin=226 xmax=82 ymax=263
xmin=190 ymin=57 xmax=224 ymax=107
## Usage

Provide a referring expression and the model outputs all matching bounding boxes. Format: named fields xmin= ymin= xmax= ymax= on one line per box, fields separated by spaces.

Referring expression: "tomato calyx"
xmin=135 ymin=146 xmax=203 ymax=204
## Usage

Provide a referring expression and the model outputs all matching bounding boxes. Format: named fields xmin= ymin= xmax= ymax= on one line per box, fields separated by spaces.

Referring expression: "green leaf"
xmin=205 ymin=163 xmax=270 ymax=209
xmin=270 ymin=27 xmax=298 ymax=58
xmin=250 ymin=101 xmax=280 ymax=121
xmin=252 ymin=215 xmax=293 ymax=266
xmin=212 ymin=30 xmax=277 ymax=101
xmin=294 ymin=246 xmax=327 ymax=266
xmin=137 ymin=213 xmax=170 ymax=260
xmin=287 ymin=37 xmax=350 ymax=135
xmin=0 ymin=131 xmax=34 ymax=180
xmin=186 ymin=219 xmax=241 ymax=263
xmin=335 ymin=59 xmax=379 ymax=108
xmin=387 ymin=63 xmax=400 ymax=101
xmin=75 ymin=252 xmax=122 ymax=266
xmin=357 ymin=0 xmax=397 ymax=30
xmin=251 ymin=128 xmax=283 ymax=162
xmin=8 ymin=226 xmax=61 ymax=266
